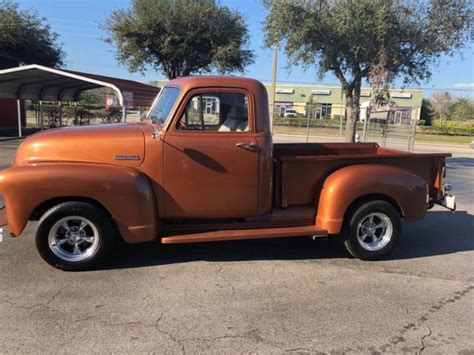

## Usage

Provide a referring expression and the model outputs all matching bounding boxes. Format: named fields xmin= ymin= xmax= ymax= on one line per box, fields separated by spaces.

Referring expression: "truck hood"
xmin=14 ymin=123 xmax=148 ymax=168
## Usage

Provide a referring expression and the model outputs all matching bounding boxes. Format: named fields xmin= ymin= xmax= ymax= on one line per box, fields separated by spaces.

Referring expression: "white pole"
xmin=39 ymin=100 xmax=44 ymax=130
xmin=17 ymin=99 xmax=22 ymax=138
xmin=269 ymin=44 xmax=278 ymax=134
xmin=58 ymin=101 xmax=62 ymax=127
xmin=122 ymin=106 xmax=126 ymax=123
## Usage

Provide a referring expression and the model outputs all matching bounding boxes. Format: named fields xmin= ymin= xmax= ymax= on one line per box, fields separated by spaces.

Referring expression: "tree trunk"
xmin=344 ymin=76 xmax=362 ymax=142
xmin=345 ymin=94 xmax=356 ymax=142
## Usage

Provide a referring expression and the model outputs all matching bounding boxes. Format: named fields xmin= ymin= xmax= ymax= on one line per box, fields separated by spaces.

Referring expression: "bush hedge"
xmin=418 ymin=119 xmax=474 ymax=136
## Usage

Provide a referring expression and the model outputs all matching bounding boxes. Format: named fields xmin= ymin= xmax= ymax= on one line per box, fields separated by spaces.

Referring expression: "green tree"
xmin=0 ymin=0 xmax=64 ymax=69
xmin=420 ymin=98 xmax=434 ymax=126
xmin=264 ymin=0 xmax=471 ymax=142
xmin=105 ymin=0 xmax=255 ymax=79
xmin=448 ymin=97 xmax=474 ymax=120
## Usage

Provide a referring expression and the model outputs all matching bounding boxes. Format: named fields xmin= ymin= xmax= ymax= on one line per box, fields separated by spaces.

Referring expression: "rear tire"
xmin=343 ymin=200 xmax=401 ymax=260
xmin=36 ymin=202 xmax=115 ymax=271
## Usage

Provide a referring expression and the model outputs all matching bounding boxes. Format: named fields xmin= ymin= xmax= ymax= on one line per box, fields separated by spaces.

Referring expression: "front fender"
xmin=0 ymin=163 xmax=158 ymax=243
xmin=315 ymin=164 xmax=428 ymax=234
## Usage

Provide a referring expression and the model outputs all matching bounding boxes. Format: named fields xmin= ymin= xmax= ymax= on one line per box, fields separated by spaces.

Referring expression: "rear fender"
xmin=315 ymin=164 xmax=428 ymax=234
xmin=0 ymin=163 xmax=158 ymax=242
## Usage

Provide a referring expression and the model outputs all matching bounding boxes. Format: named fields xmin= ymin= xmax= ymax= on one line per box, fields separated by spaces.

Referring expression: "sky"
xmin=15 ymin=0 xmax=474 ymax=96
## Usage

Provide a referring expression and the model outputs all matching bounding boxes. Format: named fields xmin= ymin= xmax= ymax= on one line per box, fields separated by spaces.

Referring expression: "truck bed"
xmin=273 ymin=142 xmax=450 ymax=208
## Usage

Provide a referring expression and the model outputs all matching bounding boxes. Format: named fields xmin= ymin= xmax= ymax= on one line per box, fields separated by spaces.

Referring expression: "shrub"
xmin=419 ymin=119 xmax=474 ymax=136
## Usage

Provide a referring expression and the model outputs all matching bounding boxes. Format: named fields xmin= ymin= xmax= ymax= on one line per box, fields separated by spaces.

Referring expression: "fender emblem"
xmin=114 ymin=155 xmax=141 ymax=161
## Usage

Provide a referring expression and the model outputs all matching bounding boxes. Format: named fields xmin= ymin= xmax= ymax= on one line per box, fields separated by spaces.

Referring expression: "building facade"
xmin=265 ymin=82 xmax=423 ymax=124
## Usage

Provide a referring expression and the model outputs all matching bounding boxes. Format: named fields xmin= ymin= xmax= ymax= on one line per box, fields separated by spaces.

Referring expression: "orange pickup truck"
xmin=0 ymin=76 xmax=455 ymax=270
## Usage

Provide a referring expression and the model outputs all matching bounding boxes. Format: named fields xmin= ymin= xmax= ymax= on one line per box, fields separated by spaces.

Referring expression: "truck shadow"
xmin=100 ymin=209 xmax=474 ymax=271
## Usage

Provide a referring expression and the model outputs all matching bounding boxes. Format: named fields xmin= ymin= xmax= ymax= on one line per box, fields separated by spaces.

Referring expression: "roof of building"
xmin=0 ymin=64 xmax=160 ymax=107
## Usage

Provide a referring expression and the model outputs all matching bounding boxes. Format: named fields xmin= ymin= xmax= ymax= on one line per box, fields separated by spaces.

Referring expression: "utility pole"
xmin=269 ymin=44 xmax=278 ymax=134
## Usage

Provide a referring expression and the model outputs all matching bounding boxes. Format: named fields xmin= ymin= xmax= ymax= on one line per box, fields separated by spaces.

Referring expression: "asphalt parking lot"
xmin=0 ymin=137 xmax=473 ymax=354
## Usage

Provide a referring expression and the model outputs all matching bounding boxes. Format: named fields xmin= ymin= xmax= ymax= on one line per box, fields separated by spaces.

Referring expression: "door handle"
xmin=236 ymin=142 xmax=257 ymax=149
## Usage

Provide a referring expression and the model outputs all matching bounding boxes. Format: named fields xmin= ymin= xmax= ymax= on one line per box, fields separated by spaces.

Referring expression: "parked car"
xmin=284 ymin=109 xmax=297 ymax=118
xmin=0 ymin=76 xmax=456 ymax=270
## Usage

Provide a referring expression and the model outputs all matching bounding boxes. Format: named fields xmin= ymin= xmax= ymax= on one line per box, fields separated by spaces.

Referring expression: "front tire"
xmin=36 ymin=202 xmax=115 ymax=271
xmin=343 ymin=200 xmax=401 ymax=260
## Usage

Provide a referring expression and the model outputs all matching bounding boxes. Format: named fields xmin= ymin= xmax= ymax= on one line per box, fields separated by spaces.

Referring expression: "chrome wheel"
xmin=48 ymin=216 xmax=100 ymax=262
xmin=356 ymin=212 xmax=393 ymax=252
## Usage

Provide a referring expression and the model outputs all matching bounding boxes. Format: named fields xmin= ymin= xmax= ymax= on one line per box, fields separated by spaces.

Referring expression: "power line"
xmin=58 ymin=32 xmax=106 ymax=40
xmin=48 ymin=17 xmax=99 ymax=26
xmin=51 ymin=24 xmax=101 ymax=32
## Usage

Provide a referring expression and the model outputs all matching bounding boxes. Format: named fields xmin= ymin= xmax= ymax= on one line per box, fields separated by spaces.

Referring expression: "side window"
xmin=177 ymin=92 xmax=249 ymax=132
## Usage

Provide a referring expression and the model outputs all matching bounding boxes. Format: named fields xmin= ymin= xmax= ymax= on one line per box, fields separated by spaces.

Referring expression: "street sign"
xmin=105 ymin=95 xmax=118 ymax=109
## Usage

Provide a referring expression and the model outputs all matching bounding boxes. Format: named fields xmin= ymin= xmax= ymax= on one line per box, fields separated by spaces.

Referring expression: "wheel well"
xmin=30 ymin=197 xmax=112 ymax=221
xmin=343 ymin=194 xmax=404 ymax=225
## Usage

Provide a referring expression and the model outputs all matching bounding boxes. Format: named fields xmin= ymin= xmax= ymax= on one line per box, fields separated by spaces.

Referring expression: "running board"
xmin=161 ymin=225 xmax=327 ymax=244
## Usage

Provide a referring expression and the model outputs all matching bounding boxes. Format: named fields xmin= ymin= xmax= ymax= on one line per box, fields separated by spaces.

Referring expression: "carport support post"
xmin=39 ymin=101 xmax=44 ymax=130
xmin=17 ymin=99 xmax=22 ymax=138
xmin=73 ymin=101 xmax=77 ymax=126
xmin=35 ymin=102 xmax=39 ymax=126
xmin=122 ymin=106 xmax=127 ymax=123
xmin=58 ymin=102 xmax=62 ymax=127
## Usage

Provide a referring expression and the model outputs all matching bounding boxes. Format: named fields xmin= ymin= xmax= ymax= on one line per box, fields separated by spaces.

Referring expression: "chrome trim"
xmin=114 ymin=155 xmax=141 ymax=161
xmin=236 ymin=142 xmax=257 ymax=149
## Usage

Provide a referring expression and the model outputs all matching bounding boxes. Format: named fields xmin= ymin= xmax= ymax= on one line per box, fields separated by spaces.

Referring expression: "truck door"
xmin=163 ymin=88 xmax=259 ymax=219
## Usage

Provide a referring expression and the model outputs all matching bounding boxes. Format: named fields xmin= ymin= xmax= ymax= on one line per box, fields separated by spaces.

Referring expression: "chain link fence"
xmin=24 ymin=92 xmax=146 ymax=130
xmin=271 ymin=102 xmax=417 ymax=151
xmin=271 ymin=103 xmax=348 ymax=142
xmin=362 ymin=107 xmax=417 ymax=152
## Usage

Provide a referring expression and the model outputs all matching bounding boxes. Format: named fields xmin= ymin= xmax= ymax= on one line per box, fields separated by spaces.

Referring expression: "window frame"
xmin=168 ymin=87 xmax=255 ymax=136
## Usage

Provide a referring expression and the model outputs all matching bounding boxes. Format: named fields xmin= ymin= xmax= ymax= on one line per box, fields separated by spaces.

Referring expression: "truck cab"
xmin=147 ymin=77 xmax=273 ymax=219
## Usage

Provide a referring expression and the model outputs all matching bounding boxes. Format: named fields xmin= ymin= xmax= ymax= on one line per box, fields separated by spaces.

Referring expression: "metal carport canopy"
xmin=0 ymin=64 xmax=160 ymax=106
xmin=0 ymin=64 xmax=161 ymax=137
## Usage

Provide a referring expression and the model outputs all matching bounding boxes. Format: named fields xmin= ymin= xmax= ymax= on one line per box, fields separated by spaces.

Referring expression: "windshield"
xmin=147 ymin=87 xmax=180 ymax=125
